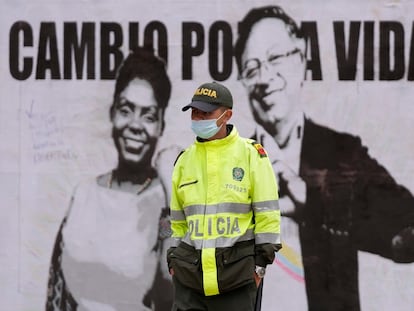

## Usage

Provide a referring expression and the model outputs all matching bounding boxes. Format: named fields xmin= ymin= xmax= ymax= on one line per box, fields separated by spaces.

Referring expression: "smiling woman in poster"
xmin=45 ymin=47 xmax=173 ymax=311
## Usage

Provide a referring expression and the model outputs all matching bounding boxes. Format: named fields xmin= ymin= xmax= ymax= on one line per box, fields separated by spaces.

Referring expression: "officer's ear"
xmin=224 ymin=109 xmax=233 ymax=121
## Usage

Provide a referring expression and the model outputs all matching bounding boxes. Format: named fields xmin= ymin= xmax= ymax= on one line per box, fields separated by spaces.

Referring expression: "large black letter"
xmin=36 ymin=22 xmax=61 ymax=79
xmin=301 ymin=21 xmax=322 ymax=81
xmin=129 ymin=22 xmax=139 ymax=52
xmin=144 ymin=21 xmax=168 ymax=63
xmin=63 ymin=22 xmax=95 ymax=79
xmin=182 ymin=22 xmax=204 ymax=80
xmin=101 ymin=22 xmax=123 ymax=80
xmin=9 ymin=21 xmax=33 ymax=80
xmin=208 ymin=21 xmax=232 ymax=81
xmin=363 ymin=22 xmax=375 ymax=80
xmin=379 ymin=21 xmax=404 ymax=80
xmin=334 ymin=21 xmax=360 ymax=80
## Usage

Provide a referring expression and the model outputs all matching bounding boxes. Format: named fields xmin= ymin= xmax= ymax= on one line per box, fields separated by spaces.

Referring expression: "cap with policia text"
xmin=182 ymin=81 xmax=233 ymax=112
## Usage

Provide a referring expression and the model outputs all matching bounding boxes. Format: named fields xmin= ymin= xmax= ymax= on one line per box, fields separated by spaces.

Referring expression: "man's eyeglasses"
xmin=240 ymin=48 xmax=301 ymax=85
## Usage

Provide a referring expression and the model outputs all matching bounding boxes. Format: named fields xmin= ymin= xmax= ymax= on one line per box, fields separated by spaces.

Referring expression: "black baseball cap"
xmin=182 ymin=81 xmax=233 ymax=112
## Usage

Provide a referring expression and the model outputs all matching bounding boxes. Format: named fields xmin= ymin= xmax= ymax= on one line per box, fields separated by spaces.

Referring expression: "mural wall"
xmin=1 ymin=0 xmax=414 ymax=310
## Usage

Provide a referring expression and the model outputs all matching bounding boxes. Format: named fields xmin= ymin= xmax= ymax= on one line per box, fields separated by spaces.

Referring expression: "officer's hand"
xmin=272 ymin=160 xmax=306 ymax=216
xmin=169 ymin=268 xmax=175 ymax=276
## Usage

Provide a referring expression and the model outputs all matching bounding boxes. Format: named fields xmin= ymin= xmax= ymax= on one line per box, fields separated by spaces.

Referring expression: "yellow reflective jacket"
xmin=168 ymin=125 xmax=281 ymax=296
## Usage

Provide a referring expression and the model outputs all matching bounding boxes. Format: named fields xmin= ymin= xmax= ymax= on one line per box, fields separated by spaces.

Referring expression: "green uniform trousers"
xmin=172 ymin=277 xmax=258 ymax=311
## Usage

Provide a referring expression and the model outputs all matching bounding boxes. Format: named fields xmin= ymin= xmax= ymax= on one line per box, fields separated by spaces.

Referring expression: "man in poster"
xmin=234 ymin=5 xmax=414 ymax=311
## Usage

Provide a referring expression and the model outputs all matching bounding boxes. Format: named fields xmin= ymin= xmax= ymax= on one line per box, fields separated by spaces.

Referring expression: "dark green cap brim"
xmin=182 ymin=101 xmax=220 ymax=112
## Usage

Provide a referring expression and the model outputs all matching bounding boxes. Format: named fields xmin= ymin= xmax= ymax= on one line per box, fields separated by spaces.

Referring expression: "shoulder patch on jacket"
xmin=251 ymin=142 xmax=268 ymax=158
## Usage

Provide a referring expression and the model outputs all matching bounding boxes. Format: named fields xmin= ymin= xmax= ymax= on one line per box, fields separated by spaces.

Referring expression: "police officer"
xmin=167 ymin=81 xmax=282 ymax=311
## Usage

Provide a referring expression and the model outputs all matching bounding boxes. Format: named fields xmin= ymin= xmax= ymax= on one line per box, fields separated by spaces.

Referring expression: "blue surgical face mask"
xmin=191 ymin=110 xmax=227 ymax=139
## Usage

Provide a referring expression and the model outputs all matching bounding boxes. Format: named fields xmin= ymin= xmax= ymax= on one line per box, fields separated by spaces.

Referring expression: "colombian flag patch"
xmin=252 ymin=142 xmax=267 ymax=158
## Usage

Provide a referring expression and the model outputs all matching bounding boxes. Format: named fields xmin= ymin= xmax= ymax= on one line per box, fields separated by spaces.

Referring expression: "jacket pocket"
xmin=216 ymin=242 xmax=255 ymax=293
xmin=178 ymin=179 xmax=198 ymax=188
xmin=170 ymin=242 xmax=203 ymax=293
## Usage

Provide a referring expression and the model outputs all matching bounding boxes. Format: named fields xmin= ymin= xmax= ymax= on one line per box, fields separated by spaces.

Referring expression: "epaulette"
xmin=251 ymin=141 xmax=268 ymax=158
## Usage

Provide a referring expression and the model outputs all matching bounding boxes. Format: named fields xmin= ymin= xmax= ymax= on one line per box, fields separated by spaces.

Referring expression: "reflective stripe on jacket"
xmin=169 ymin=125 xmax=281 ymax=296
